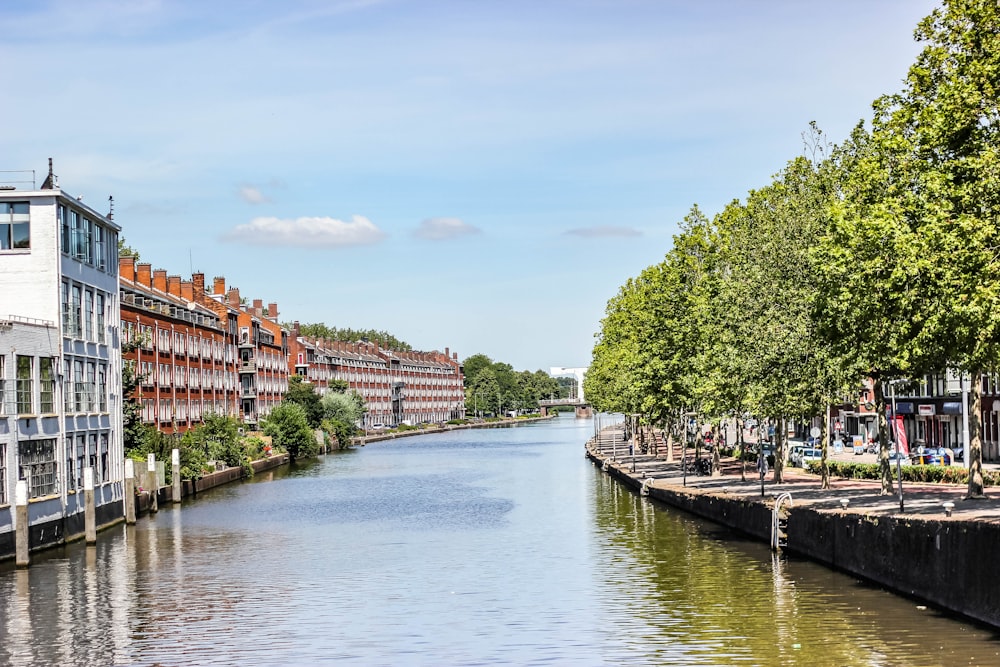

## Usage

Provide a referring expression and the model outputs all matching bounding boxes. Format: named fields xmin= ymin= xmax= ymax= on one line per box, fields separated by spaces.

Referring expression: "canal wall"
xmin=355 ymin=415 xmax=555 ymax=445
xmin=588 ymin=445 xmax=1000 ymax=630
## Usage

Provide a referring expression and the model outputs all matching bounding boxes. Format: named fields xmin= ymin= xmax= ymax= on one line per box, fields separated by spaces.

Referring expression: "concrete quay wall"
xmin=587 ymin=447 xmax=1000 ymax=630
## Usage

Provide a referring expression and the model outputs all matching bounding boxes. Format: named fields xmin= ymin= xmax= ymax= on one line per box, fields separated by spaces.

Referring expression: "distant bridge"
xmin=538 ymin=397 xmax=592 ymax=419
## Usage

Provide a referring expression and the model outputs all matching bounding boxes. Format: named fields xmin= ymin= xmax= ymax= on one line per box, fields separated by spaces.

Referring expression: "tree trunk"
xmin=774 ymin=416 xmax=784 ymax=484
xmin=968 ymin=369 xmax=987 ymax=499
xmin=739 ymin=416 xmax=746 ymax=482
xmin=873 ymin=377 xmax=893 ymax=495
xmin=711 ymin=423 xmax=721 ymax=477
xmin=665 ymin=424 xmax=674 ymax=462
xmin=821 ymin=403 xmax=831 ymax=490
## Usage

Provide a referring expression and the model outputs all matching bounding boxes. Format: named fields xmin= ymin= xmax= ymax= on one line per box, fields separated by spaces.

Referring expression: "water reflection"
xmin=0 ymin=416 xmax=997 ymax=666
xmin=590 ymin=471 xmax=1000 ymax=666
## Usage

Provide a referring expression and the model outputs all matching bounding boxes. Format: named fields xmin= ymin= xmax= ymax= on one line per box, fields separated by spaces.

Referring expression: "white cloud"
xmin=239 ymin=185 xmax=269 ymax=204
xmin=565 ymin=226 xmax=642 ymax=239
xmin=224 ymin=215 xmax=387 ymax=247
xmin=414 ymin=217 xmax=481 ymax=241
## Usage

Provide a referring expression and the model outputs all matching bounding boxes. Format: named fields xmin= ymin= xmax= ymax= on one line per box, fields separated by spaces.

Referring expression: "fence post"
xmin=124 ymin=458 xmax=136 ymax=524
xmin=15 ymin=480 xmax=29 ymax=568
xmin=172 ymin=448 xmax=181 ymax=503
xmin=84 ymin=467 xmax=97 ymax=544
xmin=147 ymin=453 xmax=158 ymax=514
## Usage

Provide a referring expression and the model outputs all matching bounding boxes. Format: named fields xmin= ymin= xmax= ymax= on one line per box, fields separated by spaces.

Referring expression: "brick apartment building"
xmin=119 ymin=257 xmax=289 ymax=433
xmin=288 ymin=326 xmax=465 ymax=428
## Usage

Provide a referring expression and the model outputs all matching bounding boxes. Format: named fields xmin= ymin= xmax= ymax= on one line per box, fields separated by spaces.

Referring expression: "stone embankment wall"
xmin=588 ymin=447 xmax=1000 ymax=630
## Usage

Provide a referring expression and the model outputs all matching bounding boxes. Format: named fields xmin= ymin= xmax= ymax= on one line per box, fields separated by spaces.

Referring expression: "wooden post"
xmin=147 ymin=453 xmax=158 ymax=514
xmin=172 ymin=448 xmax=181 ymax=503
xmin=15 ymin=480 xmax=29 ymax=568
xmin=124 ymin=458 xmax=136 ymax=524
xmin=84 ymin=467 xmax=97 ymax=544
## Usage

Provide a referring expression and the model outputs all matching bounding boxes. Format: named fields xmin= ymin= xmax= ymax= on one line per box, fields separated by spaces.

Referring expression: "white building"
xmin=0 ymin=161 xmax=123 ymax=558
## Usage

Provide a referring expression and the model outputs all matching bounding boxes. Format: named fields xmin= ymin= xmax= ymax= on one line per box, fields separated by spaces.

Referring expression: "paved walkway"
xmin=590 ymin=425 xmax=1000 ymax=523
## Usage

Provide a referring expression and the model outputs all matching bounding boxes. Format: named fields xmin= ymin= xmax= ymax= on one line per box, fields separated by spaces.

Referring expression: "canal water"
xmin=1 ymin=414 xmax=998 ymax=666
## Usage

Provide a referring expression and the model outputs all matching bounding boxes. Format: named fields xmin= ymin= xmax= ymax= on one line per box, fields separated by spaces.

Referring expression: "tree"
xmin=263 ymin=402 xmax=317 ymax=461
xmin=868 ymin=0 xmax=1000 ymax=498
xmin=283 ymin=375 xmax=323 ymax=428
xmin=467 ymin=368 xmax=501 ymax=416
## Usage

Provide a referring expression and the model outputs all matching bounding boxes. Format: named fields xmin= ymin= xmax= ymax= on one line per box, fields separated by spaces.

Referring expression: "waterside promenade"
xmin=586 ymin=424 xmax=1000 ymax=630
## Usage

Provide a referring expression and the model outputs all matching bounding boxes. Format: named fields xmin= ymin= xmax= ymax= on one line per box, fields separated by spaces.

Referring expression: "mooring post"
xmin=124 ymin=458 xmax=136 ymax=524
xmin=147 ymin=453 xmax=158 ymax=514
xmin=172 ymin=448 xmax=181 ymax=503
xmin=15 ymin=480 xmax=29 ymax=568
xmin=84 ymin=467 xmax=97 ymax=545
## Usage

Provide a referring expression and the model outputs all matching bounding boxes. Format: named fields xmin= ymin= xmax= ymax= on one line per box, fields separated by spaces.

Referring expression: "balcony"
xmin=241 ymin=386 xmax=257 ymax=399
xmin=239 ymin=360 xmax=258 ymax=374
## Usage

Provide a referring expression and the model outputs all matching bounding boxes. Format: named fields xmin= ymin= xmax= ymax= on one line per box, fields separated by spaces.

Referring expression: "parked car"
xmin=914 ymin=447 xmax=953 ymax=466
xmin=799 ymin=448 xmax=822 ymax=467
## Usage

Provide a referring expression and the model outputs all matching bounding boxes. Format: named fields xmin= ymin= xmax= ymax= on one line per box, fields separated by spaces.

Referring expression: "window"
xmin=100 ymin=433 xmax=109 ymax=483
xmin=88 ymin=433 xmax=99 ymax=484
xmin=71 ymin=284 xmax=82 ymax=337
xmin=86 ymin=362 xmax=96 ymax=411
xmin=64 ymin=358 xmax=74 ymax=411
xmin=16 ymin=355 xmax=32 ymax=414
xmin=19 ymin=439 xmax=57 ymax=498
xmin=74 ymin=360 xmax=84 ymax=411
xmin=59 ymin=205 xmax=69 ymax=253
xmin=75 ymin=434 xmax=85 ymax=489
xmin=40 ymin=358 xmax=55 ymax=413
xmin=0 ymin=444 xmax=6 ymax=504
xmin=71 ymin=210 xmax=83 ymax=259
xmin=96 ymin=292 xmax=105 ymax=343
xmin=95 ymin=225 xmax=106 ymax=270
xmin=82 ymin=218 xmax=93 ymax=264
xmin=97 ymin=364 xmax=107 ymax=412
xmin=0 ymin=202 xmax=30 ymax=250
xmin=0 ymin=356 xmax=4 ymax=417
xmin=65 ymin=436 xmax=75 ymax=492
xmin=84 ymin=290 xmax=94 ymax=340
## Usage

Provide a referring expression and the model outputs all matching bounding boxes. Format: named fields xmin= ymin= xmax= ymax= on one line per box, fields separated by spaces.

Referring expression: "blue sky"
xmin=2 ymin=0 xmax=938 ymax=372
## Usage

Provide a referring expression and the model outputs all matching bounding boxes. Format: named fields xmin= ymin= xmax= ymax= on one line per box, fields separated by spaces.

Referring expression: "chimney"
xmin=167 ymin=275 xmax=182 ymax=297
xmin=445 ymin=347 xmax=450 ymax=359
xmin=137 ymin=263 xmax=152 ymax=287
xmin=119 ymin=256 xmax=136 ymax=282
xmin=228 ymin=288 xmax=241 ymax=308
xmin=192 ymin=272 xmax=206 ymax=297
xmin=41 ymin=158 xmax=57 ymax=190
xmin=181 ymin=280 xmax=194 ymax=302
xmin=267 ymin=302 xmax=278 ymax=319
xmin=293 ymin=321 xmax=300 ymax=335
xmin=213 ymin=276 xmax=226 ymax=295
xmin=253 ymin=298 xmax=263 ymax=310
xmin=153 ymin=269 xmax=167 ymax=293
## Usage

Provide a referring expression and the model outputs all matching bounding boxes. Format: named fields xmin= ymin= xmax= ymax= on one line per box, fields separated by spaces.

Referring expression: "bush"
xmin=804 ymin=459 xmax=1000 ymax=486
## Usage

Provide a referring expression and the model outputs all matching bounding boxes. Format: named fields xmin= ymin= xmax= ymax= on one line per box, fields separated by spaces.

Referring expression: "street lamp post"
xmin=889 ymin=378 xmax=905 ymax=513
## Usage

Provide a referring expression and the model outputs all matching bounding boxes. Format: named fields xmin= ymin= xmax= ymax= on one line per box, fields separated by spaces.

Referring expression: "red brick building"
xmin=288 ymin=326 xmax=464 ymax=428
xmin=119 ymin=257 xmax=289 ymax=433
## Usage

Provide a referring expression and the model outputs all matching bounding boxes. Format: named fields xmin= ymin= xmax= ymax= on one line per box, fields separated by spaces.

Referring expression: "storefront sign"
xmin=942 ymin=402 xmax=962 ymax=415
xmin=918 ymin=404 xmax=935 ymax=416
xmin=894 ymin=401 xmax=914 ymax=414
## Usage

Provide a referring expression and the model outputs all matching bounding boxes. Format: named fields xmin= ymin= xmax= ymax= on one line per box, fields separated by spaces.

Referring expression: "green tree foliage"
xmin=869 ymin=0 xmax=1000 ymax=498
xmin=263 ymin=402 xmax=318 ymax=461
xmin=283 ymin=375 xmax=324 ymax=428
xmin=118 ymin=236 xmax=140 ymax=260
xmin=321 ymin=391 xmax=365 ymax=427
xmin=288 ymin=322 xmax=412 ymax=351
xmin=461 ymin=353 xmax=560 ymax=413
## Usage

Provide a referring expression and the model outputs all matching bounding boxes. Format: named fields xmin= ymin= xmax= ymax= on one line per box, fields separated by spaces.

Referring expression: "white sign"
xmin=918 ymin=404 xmax=936 ymax=416
xmin=84 ymin=467 xmax=94 ymax=491
xmin=810 ymin=426 xmax=821 ymax=438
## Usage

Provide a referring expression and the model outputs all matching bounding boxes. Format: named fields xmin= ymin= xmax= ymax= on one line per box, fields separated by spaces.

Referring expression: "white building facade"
xmin=0 ymin=165 xmax=124 ymax=558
